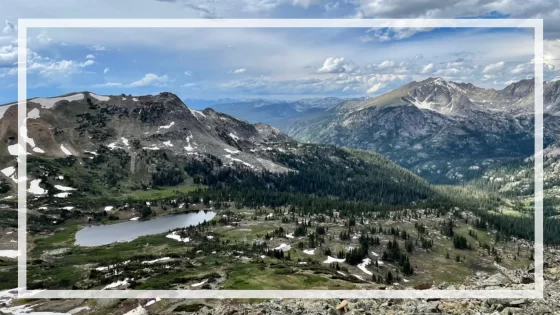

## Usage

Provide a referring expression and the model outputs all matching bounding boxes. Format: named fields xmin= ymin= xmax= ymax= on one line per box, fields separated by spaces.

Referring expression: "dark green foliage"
xmin=453 ymin=235 xmax=470 ymax=250
xmin=152 ymin=165 xmax=184 ymax=186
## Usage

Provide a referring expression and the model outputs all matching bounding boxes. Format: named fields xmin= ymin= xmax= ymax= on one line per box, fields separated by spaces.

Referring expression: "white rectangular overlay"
xmin=17 ymin=18 xmax=544 ymax=299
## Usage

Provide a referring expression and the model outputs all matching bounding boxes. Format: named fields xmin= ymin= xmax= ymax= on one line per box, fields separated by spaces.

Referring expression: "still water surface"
xmin=75 ymin=211 xmax=216 ymax=246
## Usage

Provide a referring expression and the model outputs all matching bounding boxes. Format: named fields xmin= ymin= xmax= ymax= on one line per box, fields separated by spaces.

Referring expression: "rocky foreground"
xmin=2 ymin=249 xmax=557 ymax=315
xmin=193 ymin=249 xmax=559 ymax=315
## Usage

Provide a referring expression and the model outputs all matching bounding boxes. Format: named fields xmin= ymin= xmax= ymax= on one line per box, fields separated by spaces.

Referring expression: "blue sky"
xmin=1 ymin=0 xmax=559 ymax=104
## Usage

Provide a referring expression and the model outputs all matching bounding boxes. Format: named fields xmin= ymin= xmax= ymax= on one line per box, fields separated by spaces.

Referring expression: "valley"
xmin=0 ymin=88 xmax=553 ymax=314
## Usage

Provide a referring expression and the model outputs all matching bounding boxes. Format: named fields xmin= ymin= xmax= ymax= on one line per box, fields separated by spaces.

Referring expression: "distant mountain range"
xmin=210 ymin=78 xmax=560 ymax=184
xmin=208 ymin=97 xmax=365 ymax=130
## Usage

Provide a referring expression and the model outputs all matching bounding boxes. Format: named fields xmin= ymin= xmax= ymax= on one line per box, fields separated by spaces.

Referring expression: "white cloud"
xmin=325 ymin=1 xmax=339 ymax=11
xmin=81 ymin=60 xmax=95 ymax=67
xmin=36 ymin=32 xmax=52 ymax=45
xmin=420 ymin=63 xmax=434 ymax=74
xmin=2 ymin=20 xmax=15 ymax=34
xmin=377 ymin=60 xmax=395 ymax=69
xmin=129 ymin=73 xmax=169 ymax=87
xmin=352 ymin=0 xmax=560 ymax=38
xmin=184 ymin=70 xmax=192 ymax=76
xmin=482 ymin=61 xmax=505 ymax=74
xmin=544 ymin=39 xmax=560 ymax=70
xmin=182 ymin=83 xmax=197 ymax=87
xmin=0 ymin=44 xmax=17 ymax=67
xmin=361 ymin=27 xmax=433 ymax=42
xmin=103 ymin=68 xmax=110 ymax=74
xmin=242 ymin=0 xmax=322 ymax=13
xmin=90 ymin=45 xmax=107 ymax=51
xmin=93 ymin=82 xmax=122 ymax=87
xmin=86 ymin=54 xmax=95 ymax=59
xmin=318 ymin=57 xmax=358 ymax=74
xmin=511 ymin=63 xmax=531 ymax=75
xmin=29 ymin=60 xmax=79 ymax=78
xmin=366 ymin=82 xmax=385 ymax=94
xmin=231 ymin=68 xmax=247 ymax=74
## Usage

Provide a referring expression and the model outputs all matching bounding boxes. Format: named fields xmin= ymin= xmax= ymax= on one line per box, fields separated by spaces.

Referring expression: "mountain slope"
xmin=0 ymin=92 xmax=439 ymax=206
xmin=287 ymin=78 xmax=560 ymax=184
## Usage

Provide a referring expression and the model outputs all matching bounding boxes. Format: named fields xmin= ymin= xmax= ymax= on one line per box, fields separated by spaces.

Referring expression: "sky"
xmin=0 ymin=0 xmax=559 ymax=104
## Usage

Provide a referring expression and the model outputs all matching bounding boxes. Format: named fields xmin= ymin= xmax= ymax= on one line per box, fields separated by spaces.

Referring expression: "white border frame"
xmin=17 ymin=18 xmax=544 ymax=299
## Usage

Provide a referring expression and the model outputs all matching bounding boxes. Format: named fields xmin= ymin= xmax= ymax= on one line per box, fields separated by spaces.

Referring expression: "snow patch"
xmin=32 ymin=147 xmax=45 ymax=153
xmin=353 ymin=274 xmax=364 ymax=281
xmin=357 ymin=258 xmax=372 ymax=275
xmin=191 ymin=279 xmax=208 ymax=287
xmin=28 ymin=179 xmax=47 ymax=195
xmin=273 ymin=243 xmax=291 ymax=252
xmin=90 ymin=93 xmax=110 ymax=101
xmin=68 ymin=306 xmax=91 ymax=314
xmin=184 ymin=134 xmax=195 ymax=151
xmin=123 ymin=305 xmax=148 ymax=315
xmin=54 ymin=185 xmax=76 ymax=191
xmin=142 ymin=257 xmax=171 ymax=264
xmin=103 ymin=278 xmax=129 ymax=290
xmin=143 ymin=145 xmax=160 ymax=151
xmin=158 ymin=121 xmax=175 ymax=130
xmin=0 ymin=103 xmax=15 ymax=119
xmin=0 ymin=250 xmax=19 ymax=258
xmin=166 ymin=232 xmax=189 ymax=243
xmin=228 ymin=132 xmax=239 ymax=141
xmin=130 ymin=217 xmax=140 ymax=221
xmin=1 ymin=166 xmax=16 ymax=182
xmin=7 ymin=144 xmax=24 ymax=156
xmin=54 ymin=192 xmax=70 ymax=198
xmin=132 ymin=97 xmax=139 ymax=102
xmin=323 ymin=256 xmax=345 ymax=264
xmin=163 ymin=140 xmax=173 ymax=147
xmin=60 ymin=144 xmax=72 ymax=155
xmin=224 ymin=155 xmax=254 ymax=169
xmin=27 ymin=108 xmax=40 ymax=119
xmin=224 ymin=148 xmax=240 ymax=154
xmin=303 ymin=249 xmax=315 ymax=255
xmin=189 ymin=108 xmax=206 ymax=119
xmin=31 ymin=93 xmax=85 ymax=109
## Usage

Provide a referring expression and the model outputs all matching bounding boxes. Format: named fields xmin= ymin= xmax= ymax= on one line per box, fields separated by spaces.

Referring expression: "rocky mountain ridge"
xmin=286 ymin=78 xmax=560 ymax=184
xmin=0 ymin=91 xmax=296 ymax=197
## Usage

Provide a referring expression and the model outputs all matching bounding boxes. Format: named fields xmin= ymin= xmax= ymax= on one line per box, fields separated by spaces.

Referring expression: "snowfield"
xmin=273 ymin=244 xmax=291 ymax=252
xmin=158 ymin=121 xmax=175 ymax=130
xmin=28 ymin=179 xmax=47 ymax=195
xmin=27 ymin=108 xmax=40 ymax=119
xmin=31 ymin=93 xmax=84 ymax=109
xmin=90 ymin=93 xmax=111 ymax=101
xmin=0 ymin=250 xmax=19 ymax=258
xmin=54 ymin=185 xmax=76 ymax=191
xmin=191 ymin=279 xmax=208 ymax=287
xmin=60 ymin=144 xmax=72 ymax=155
xmin=357 ymin=258 xmax=373 ymax=275
xmin=166 ymin=232 xmax=189 ymax=243
xmin=323 ymin=256 xmax=345 ymax=264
